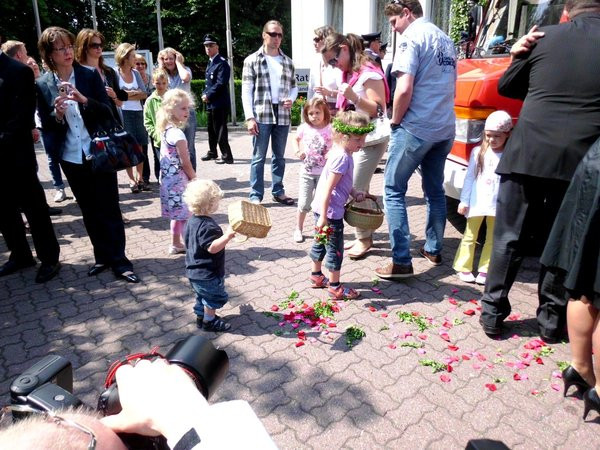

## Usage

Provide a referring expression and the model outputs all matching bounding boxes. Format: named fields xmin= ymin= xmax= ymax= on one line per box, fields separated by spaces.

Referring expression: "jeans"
xmin=384 ymin=127 xmax=453 ymax=265
xmin=249 ymin=122 xmax=290 ymax=201
xmin=309 ymin=214 xmax=344 ymax=271
xmin=184 ymin=109 xmax=197 ymax=171
xmin=190 ymin=277 xmax=229 ymax=316
xmin=41 ymin=133 xmax=64 ymax=189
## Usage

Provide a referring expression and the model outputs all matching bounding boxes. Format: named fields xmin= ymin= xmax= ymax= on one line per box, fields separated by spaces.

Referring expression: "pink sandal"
xmin=328 ymin=284 xmax=360 ymax=300
xmin=310 ymin=273 xmax=329 ymax=288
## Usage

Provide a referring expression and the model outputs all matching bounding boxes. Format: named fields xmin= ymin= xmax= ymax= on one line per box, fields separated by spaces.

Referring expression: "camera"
xmin=9 ymin=336 xmax=229 ymax=449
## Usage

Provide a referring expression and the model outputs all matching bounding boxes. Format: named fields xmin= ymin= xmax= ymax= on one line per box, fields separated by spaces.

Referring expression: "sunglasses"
xmin=135 ymin=62 xmax=147 ymax=66
xmin=313 ymin=36 xmax=323 ymax=43
xmin=265 ymin=31 xmax=283 ymax=39
xmin=327 ymin=47 xmax=342 ymax=67
xmin=89 ymin=42 xmax=103 ymax=50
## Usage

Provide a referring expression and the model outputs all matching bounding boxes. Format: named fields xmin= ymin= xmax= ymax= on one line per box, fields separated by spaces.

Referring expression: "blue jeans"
xmin=41 ymin=134 xmax=64 ymax=189
xmin=249 ymin=122 xmax=290 ymax=201
xmin=184 ymin=108 xmax=197 ymax=171
xmin=190 ymin=277 xmax=229 ymax=316
xmin=309 ymin=214 xmax=344 ymax=271
xmin=384 ymin=127 xmax=452 ymax=265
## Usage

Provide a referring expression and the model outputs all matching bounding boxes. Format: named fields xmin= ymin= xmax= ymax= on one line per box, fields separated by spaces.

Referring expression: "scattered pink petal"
xmin=486 ymin=363 xmax=494 ymax=369
xmin=505 ymin=362 xmax=515 ymax=368
xmin=278 ymin=322 xmax=285 ymax=327
xmin=328 ymin=322 xmax=337 ymax=328
xmin=270 ymin=305 xmax=279 ymax=311
xmin=417 ymin=348 xmax=427 ymax=355
xmin=472 ymin=363 xmax=482 ymax=370
xmin=443 ymin=356 xmax=459 ymax=364
xmin=462 ymin=354 xmax=471 ymax=361
xmin=520 ymin=373 xmax=529 ymax=380
xmin=475 ymin=353 xmax=487 ymax=362
xmin=448 ymin=345 xmax=459 ymax=352
xmin=309 ymin=337 xmax=317 ymax=343
xmin=295 ymin=341 xmax=305 ymax=347
xmin=463 ymin=309 xmax=476 ymax=316
xmin=451 ymin=288 xmax=459 ymax=294
xmin=513 ymin=373 xmax=522 ymax=381
xmin=531 ymin=389 xmax=540 ymax=395
xmin=371 ymin=287 xmax=382 ymax=294
xmin=469 ymin=299 xmax=478 ymax=304
xmin=418 ymin=334 xmax=428 ymax=340
xmin=388 ymin=344 xmax=397 ymax=349
xmin=439 ymin=332 xmax=451 ymax=342
xmin=535 ymin=357 xmax=544 ymax=365
xmin=368 ymin=306 xmax=377 ymax=312
xmin=291 ymin=323 xmax=299 ymax=329
xmin=552 ymin=371 xmax=563 ymax=379
xmin=508 ymin=313 xmax=521 ymax=321
xmin=446 ymin=364 xmax=454 ymax=373
xmin=551 ymin=384 xmax=561 ymax=392
xmin=381 ymin=313 xmax=388 ymax=318
xmin=510 ymin=334 xmax=520 ymax=339
xmin=485 ymin=383 xmax=497 ymax=392
xmin=442 ymin=321 xmax=453 ymax=329
xmin=448 ymin=298 xmax=458 ymax=305
xmin=440 ymin=374 xmax=451 ymax=382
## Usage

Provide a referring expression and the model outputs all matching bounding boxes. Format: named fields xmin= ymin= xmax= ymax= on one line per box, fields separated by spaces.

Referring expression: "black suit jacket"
xmin=36 ymin=63 xmax=114 ymax=160
xmin=203 ymin=54 xmax=231 ymax=111
xmin=0 ymin=52 xmax=36 ymax=169
xmin=497 ymin=13 xmax=600 ymax=181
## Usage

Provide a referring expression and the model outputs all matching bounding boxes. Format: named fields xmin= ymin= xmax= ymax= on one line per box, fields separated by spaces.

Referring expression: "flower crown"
xmin=332 ymin=118 xmax=375 ymax=135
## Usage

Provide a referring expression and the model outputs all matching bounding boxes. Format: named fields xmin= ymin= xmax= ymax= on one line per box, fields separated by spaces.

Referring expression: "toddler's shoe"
xmin=310 ymin=273 xmax=328 ymax=288
xmin=458 ymin=271 xmax=476 ymax=283
xmin=168 ymin=245 xmax=186 ymax=255
xmin=203 ymin=316 xmax=231 ymax=332
xmin=293 ymin=229 xmax=304 ymax=243
xmin=475 ymin=272 xmax=487 ymax=285
xmin=328 ymin=284 xmax=359 ymax=300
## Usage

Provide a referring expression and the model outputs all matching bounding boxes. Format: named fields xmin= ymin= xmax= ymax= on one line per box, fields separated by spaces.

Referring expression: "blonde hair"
xmin=1 ymin=40 xmax=25 ymax=57
xmin=114 ymin=42 xmax=135 ymax=67
xmin=156 ymin=88 xmax=195 ymax=134
xmin=332 ymin=110 xmax=371 ymax=142
xmin=152 ymin=68 xmax=169 ymax=84
xmin=157 ymin=47 xmax=183 ymax=75
xmin=183 ymin=179 xmax=224 ymax=216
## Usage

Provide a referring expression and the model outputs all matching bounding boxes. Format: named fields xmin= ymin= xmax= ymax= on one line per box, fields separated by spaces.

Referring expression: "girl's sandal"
xmin=310 ymin=273 xmax=329 ymax=288
xmin=328 ymin=285 xmax=360 ymax=300
xmin=203 ymin=316 xmax=231 ymax=332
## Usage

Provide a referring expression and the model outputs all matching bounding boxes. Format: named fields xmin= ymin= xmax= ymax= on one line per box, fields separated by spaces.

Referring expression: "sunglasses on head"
xmin=390 ymin=0 xmax=407 ymax=6
xmin=327 ymin=47 xmax=342 ymax=67
xmin=265 ymin=31 xmax=283 ymax=39
xmin=89 ymin=42 xmax=103 ymax=50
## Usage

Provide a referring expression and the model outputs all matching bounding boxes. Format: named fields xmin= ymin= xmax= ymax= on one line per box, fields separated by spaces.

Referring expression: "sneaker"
xmin=293 ymin=229 xmax=304 ymax=243
xmin=203 ymin=316 xmax=231 ymax=332
xmin=458 ymin=271 xmax=476 ymax=283
xmin=168 ymin=245 xmax=186 ymax=255
xmin=475 ymin=272 xmax=487 ymax=285
xmin=249 ymin=198 xmax=261 ymax=205
xmin=418 ymin=247 xmax=442 ymax=266
xmin=375 ymin=262 xmax=414 ymax=279
xmin=54 ymin=188 xmax=67 ymax=202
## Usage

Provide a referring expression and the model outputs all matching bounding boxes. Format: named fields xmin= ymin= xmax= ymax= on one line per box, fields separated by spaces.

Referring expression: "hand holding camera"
xmin=55 ymin=82 xmax=89 ymax=119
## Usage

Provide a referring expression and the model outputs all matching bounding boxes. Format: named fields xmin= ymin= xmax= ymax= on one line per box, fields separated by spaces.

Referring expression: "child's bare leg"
xmin=297 ymin=211 xmax=307 ymax=231
xmin=328 ymin=270 xmax=340 ymax=285
xmin=204 ymin=306 xmax=216 ymax=318
xmin=170 ymin=220 xmax=185 ymax=247
xmin=312 ymin=260 xmax=322 ymax=274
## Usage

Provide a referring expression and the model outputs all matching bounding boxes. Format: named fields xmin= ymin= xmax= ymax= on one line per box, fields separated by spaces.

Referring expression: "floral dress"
xmin=160 ymin=126 xmax=190 ymax=220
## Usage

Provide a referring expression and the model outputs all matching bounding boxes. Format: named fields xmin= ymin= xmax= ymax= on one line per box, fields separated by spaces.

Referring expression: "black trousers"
xmin=0 ymin=165 xmax=59 ymax=266
xmin=61 ymin=160 xmax=132 ymax=273
xmin=480 ymin=173 xmax=569 ymax=337
xmin=149 ymin=138 xmax=161 ymax=181
xmin=206 ymin=107 xmax=233 ymax=161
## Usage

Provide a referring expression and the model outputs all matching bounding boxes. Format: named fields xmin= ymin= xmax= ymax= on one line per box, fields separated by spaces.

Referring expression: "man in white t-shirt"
xmin=376 ymin=0 xmax=457 ymax=280
xmin=242 ymin=20 xmax=298 ymax=205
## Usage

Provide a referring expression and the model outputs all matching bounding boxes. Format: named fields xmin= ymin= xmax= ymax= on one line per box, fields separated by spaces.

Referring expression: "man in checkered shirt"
xmin=242 ymin=20 xmax=298 ymax=206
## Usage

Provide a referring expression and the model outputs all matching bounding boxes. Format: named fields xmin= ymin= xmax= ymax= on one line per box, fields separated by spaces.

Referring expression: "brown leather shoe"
xmin=375 ymin=262 xmax=414 ymax=279
xmin=419 ymin=247 xmax=442 ymax=266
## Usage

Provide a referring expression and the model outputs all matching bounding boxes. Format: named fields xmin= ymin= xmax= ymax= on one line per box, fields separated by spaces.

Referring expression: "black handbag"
xmin=87 ymin=127 xmax=144 ymax=173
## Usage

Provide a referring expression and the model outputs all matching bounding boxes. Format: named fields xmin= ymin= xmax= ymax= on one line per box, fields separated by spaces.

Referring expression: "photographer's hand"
xmin=100 ymin=359 xmax=208 ymax=440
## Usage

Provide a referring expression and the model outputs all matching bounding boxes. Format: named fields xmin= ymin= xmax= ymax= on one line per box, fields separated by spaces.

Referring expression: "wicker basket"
xmin=344 ymin=199 xmax=384 ymax=230
xmin=228 ymin=200 xmax=272 ymax=238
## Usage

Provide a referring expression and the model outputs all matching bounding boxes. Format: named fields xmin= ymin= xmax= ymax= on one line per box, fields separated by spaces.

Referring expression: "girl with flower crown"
xmin=308 ymin=110 xmax=376 ymax=300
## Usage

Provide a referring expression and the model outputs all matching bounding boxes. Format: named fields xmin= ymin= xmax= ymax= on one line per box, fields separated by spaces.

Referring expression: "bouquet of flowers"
xmin=314 ymin=225 xmax=333 ymax=245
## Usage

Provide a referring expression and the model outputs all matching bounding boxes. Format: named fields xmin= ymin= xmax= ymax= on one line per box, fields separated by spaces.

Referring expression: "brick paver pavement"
xmin=1 ymin=131 xmax=598 ymax=448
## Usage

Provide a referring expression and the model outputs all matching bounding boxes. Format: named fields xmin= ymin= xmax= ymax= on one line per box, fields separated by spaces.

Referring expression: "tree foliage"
xmin=1 ymin=0 xmax=291 ymax=76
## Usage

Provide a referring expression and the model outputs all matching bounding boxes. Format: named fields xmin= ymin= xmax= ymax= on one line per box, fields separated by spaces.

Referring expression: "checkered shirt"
xmin=242 ymin=46 xmax=296 ymax=125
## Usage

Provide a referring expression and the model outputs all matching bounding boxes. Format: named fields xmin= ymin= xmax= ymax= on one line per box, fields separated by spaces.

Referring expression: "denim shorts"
xmin=189 ymin=277 xmax=229 ymax=316
xmin=309 ymin=214 xmax=344 ymax=271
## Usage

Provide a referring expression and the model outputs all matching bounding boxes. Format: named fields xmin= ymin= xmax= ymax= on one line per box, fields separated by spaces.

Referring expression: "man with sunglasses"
xmin=375 ymin=0 xmax=456 ymax=280
xmin=242 ymin=20 xmax=298 ymax=205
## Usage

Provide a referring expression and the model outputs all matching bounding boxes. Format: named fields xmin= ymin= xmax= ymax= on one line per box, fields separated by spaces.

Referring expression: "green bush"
xmin=291 ymin=95 xmax=307 ymax=126
xmin=450 ymin=0 xmax=470 ymax=43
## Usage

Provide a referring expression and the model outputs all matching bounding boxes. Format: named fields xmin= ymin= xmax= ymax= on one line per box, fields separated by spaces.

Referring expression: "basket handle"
xmin=346 ymin=196 xmax=382 ymax=212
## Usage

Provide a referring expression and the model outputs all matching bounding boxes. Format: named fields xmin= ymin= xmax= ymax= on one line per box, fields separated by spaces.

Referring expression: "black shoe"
xmin=116 ymin=271 xmax=140 ymax=283
xmin=201 ymin=154 xmax=218 ymax=161
xmin=88 ymin=264 xmax=109 ymax=276
xmin=272 ymin=195 xmax=295 ymax=206
xmin=216 ymin=159 xmax=234 ymax=165
xmin=0 ymin=259 xmax=37 ymax=277
xmin=203 ymin=316 xmax=231 ymax=332
xmin=195 ymin=315 xmax=205 ymax=328
xmin=48 ymin=206 xmax=63 ymax=216
xmin=479 ymin=316 xmax=502 ymax=336
xmin=583 ymin=387 xmax=600 ymax=420
xmin=562 ymin=365 xmax=591 ymax=397
xmin=35 ymin=262 xmax=61 ymax=283
xmin=540 ymin=333 xmax=563 ymax=345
